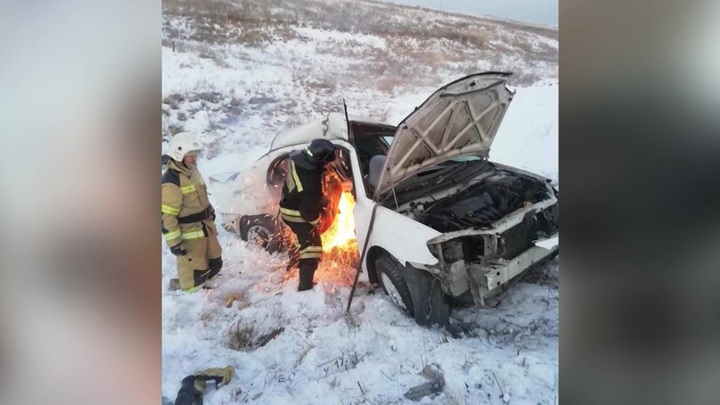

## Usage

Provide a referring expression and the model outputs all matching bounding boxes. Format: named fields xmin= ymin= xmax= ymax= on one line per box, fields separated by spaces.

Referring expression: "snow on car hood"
xmin=375 ymin=72 xmax=515 ymax=198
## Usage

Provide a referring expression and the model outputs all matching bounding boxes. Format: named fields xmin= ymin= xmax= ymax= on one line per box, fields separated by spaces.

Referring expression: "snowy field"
xmin=162 ymin=0 xmax=558 ymax=403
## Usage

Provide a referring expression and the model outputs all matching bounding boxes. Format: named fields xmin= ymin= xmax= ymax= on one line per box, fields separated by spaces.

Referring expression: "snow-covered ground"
xmin=163 ymin=1 xmax=557 ymax=403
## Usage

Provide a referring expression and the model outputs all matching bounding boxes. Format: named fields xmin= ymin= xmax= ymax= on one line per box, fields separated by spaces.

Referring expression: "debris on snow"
xmin=404 ymin=365 xmax=446 ymax=401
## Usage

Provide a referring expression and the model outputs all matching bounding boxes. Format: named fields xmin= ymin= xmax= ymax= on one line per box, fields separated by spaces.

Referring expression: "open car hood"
xmin=375 ymin=72 xmax=515 ymax=199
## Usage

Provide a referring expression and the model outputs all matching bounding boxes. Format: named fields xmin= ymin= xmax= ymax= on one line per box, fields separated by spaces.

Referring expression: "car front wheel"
xmin=375 ymin=253 xmax=450 ymax=327
xmin=375 ymin=254 xmax=415 ymax=316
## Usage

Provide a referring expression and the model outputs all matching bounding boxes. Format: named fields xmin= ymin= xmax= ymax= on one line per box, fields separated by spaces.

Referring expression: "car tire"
xmin=404 ymin=265 xmax=450 ymax=327
xmin=239 ymin=214 xmax=283 ymax=254
xmin=375 ymin=254 xmax=415 ymax=316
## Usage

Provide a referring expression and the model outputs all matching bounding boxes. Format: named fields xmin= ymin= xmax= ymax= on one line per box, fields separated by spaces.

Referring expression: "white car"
xmin=209 ymin=73 xmax=559 ymax=326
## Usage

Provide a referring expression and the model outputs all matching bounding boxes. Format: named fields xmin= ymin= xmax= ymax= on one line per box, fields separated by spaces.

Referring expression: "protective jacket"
xmin=161 ymin=159 xmax=215 ymax=247
xmin=279 ymin=151 xmax=324 ymax=225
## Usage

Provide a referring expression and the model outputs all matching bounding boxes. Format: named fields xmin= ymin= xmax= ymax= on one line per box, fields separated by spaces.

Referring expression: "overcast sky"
xmin=379 ymin=0 xmax=558 ymax=26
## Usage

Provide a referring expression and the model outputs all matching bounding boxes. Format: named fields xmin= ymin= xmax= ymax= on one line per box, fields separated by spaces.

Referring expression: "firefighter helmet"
xmin=304 ymin=139 xmax=336 ymax=164
xmin=168 ymin=132 xmax=202 ymax=162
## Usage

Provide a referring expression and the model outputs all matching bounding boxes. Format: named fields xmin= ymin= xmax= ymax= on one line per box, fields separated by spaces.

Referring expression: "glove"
xmin=208 ymin=205 xmax=216 ymax=220
xmin=195 ymin=366 xmax=235 ymax=388
xmin=170 ymin=243 xmax=187 ymax=256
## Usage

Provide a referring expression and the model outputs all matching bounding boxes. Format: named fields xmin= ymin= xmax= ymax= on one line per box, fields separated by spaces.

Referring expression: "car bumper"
xmin=443 ymin=244 xmax=558 ymax=306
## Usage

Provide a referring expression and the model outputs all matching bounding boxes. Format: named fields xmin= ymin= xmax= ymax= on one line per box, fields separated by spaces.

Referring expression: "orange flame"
xmin=316 ymin=189 xmax=359 ymax=285
xmin=321 ymin=191 xmax=357 ymax=250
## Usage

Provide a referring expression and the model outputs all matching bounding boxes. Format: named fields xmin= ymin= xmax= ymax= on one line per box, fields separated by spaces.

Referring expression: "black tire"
xmin=375 ymin=254 xmax=415 ymax=316
xmin=239 ymin=214 xmax=283 ymax=254
xmin=405 ymin=266 xmax=450 ymax=327
xmin=375 ymin=253 xmax=450 ymax=327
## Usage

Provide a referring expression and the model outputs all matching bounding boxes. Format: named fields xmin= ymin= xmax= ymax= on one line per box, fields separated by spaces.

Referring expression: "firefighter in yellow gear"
xmin=279 ymin=139 xmax=336 ymax=291
xmin=162 ymin=132 xmax=223 ymax=292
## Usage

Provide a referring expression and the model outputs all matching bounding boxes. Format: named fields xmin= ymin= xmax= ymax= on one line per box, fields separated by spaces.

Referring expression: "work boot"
xmin=297 ymin=266 xmax=316 ymax=291
xmin=169 ymin=279 xmax=202 ymax=293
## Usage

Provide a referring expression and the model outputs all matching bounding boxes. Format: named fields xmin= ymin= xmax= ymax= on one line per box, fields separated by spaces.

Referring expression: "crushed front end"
xmin=427 ymin=198 xmax=559 ymax=306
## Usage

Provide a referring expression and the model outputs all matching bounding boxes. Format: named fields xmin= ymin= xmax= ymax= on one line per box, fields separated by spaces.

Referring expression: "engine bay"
xmin=403 ymin=170 xmax=553 ymax=233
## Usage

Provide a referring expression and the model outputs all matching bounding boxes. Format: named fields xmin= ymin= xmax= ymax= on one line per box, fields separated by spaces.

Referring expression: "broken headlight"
xmin=428 ymin=240 xmax=465 ymax=263
xmin=442 ymin=240 xmax=465 ymax=262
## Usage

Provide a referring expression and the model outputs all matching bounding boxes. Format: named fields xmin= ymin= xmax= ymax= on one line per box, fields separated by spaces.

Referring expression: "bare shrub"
xmin=282 ymin=115 xmax=304 ymax=128
xmin=509 ymin=34 xmax=536 ymax=55
xmin=304 ymin=75 xmax=338 ymax=93
xmin=164 ymin=0 xmax=298 ymax=46
xmin=168 ymin=123 xmax=185 ymax=135
xmin=254 ymin=327 xmax=285 ymax=347
xmin=163 ymin=93 xmax=185 ymax=110
xmin=228 ymin=321 xmax=285 ymax=351
xmin=193 ymin=91 xmax=224 ymax=105
xmin=200 ymin=49 xmax=231 ymax=68
xmin=248 ymin=94 xmax=279 ymax=105
xmin=228 ymin=322 xmax=254 ymax=350
xmin=535 ymin=41 xmax=558 ymax=63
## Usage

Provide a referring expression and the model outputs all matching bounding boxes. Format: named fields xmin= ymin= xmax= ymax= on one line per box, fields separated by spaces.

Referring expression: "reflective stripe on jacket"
xmin=279 ymin=155 xmax=324 ymax=224
xmin=162 ymin=159 xmax=213 ymax=247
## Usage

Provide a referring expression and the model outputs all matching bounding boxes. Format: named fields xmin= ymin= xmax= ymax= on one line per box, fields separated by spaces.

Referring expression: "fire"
xmin=316 ymin=189 xmax=360 ymax=286
xmin=321 ymin=191 xmax=357 ymax=250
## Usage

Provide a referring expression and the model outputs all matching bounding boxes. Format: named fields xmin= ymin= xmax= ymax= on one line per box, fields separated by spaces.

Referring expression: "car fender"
xmin=354 ymin=198 xmax=441 ymax=271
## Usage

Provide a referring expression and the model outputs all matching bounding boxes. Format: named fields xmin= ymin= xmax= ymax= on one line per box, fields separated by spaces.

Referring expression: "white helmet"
xmin=168 ymin=132 xmax=202 ymax=161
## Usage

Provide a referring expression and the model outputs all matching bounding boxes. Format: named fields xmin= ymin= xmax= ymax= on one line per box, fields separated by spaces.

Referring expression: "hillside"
xmin=162 ymin=0 xmax=557 ymax=159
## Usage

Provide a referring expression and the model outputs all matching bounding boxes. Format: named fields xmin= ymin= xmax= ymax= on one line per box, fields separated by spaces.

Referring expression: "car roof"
xmin=268 ymin=112 xmax=389 ymax=152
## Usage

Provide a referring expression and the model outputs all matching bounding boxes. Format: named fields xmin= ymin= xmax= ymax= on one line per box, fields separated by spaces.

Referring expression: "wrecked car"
xmin=209 ymin=72 xmax=559 ymax=326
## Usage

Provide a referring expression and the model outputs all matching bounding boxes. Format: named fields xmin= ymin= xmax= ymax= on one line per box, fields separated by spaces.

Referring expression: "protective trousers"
xmin=284 ymin=221 xmax=323 ymax=291
xmin=177 ymin=221 xmax=223 ymax=291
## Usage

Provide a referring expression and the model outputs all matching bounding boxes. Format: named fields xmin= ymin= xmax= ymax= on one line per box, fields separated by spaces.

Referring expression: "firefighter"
xmin=279 ymin=138 xmax=336 ymax=291
xmin=162 ymin=132 xmax=223 ymax=292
